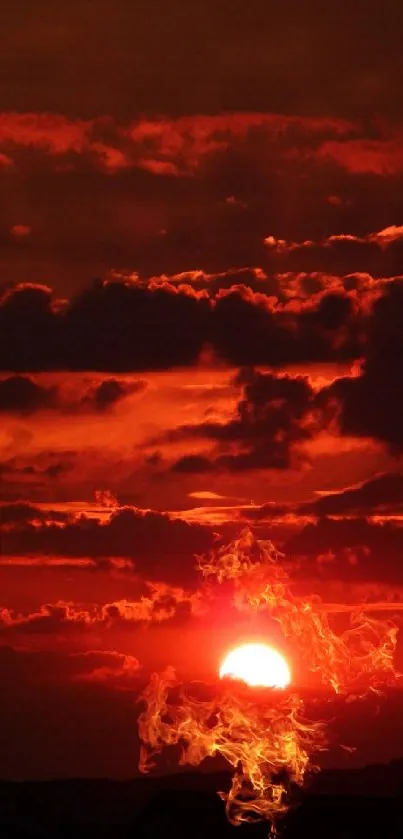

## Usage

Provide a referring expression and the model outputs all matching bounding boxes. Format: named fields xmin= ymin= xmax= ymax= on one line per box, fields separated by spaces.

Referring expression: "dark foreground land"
xmin=0 ymin=762 xmax=403 ymax=839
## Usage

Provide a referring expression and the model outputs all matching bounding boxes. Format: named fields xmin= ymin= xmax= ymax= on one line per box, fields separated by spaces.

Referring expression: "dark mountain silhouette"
xmin=0 ymin=762 xmax=402 ymax=838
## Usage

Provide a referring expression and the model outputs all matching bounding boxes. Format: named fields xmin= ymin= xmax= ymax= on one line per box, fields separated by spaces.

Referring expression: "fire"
xmin=138 ymin=529 xmax=398 ymax=835
xmin=198 ymin=529 xmax=398 ymax=694
xmin=138 ymin=668 xmax=325 ymax=829
xmin=220 ymin=642 xmax=291 ymax=689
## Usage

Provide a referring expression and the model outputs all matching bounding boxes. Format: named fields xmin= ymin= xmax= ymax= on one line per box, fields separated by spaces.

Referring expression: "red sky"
xmin=1 ymin=0 xmax=403 ymax=780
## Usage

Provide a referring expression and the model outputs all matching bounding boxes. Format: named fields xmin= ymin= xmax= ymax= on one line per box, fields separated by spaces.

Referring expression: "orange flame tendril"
xmin=138 ymin=528 xmax=398 ymax=834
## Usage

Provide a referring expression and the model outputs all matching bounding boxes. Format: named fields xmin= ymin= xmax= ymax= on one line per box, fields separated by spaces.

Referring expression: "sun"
xmin=219 ymin=642 xmax=291 ymax=688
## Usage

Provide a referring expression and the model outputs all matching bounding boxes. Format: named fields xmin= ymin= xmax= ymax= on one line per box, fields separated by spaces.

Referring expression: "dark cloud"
xmin=0 ymin=373 xmax=145 ymax=414
xmin=79 ymin=378 xmax=146 ymax=411
xmin=2 ymin=112 xmax=403 ymax=294
xmin=241 ymin=471 xmax=403 ymax=522
xmin=325 ymin=280 xmax=403 ymax=449
xmin=70 ymin=650 xmax=141 ymax=686
xmin=1 ymin=506 xmax=213 ymax=584
xmin=0 ymin=646 xmax=138 ymax=688
xmin=0 ymin=281 xmax=210 ymax=371
xmin=0 ymin=502 xmax=69 ymax=525
xmin=171 ymin=369 xmax=317 ymax=472
xmin=285 ymin=517 xmax=403 ymax=584
xmin=0 ymin=586 xmax=199 ymax=636
xmin=242 ymin=501 xmax=295 ymax=521
xmin=172 ymin=454 xmax=215 ymax=474
xmin=0 ymin=602 xmax=91 ymax=635
xmin=0 ymin=454 xmax=73 ymax=502
xmin=0 ymin=375 xmax=57 ymax=412
xmin=306 ymin=473 xmax=403 ymax=517
xmin=0 ymin=112 xmax=358 ymax=176
xmin=264 ymin=227 xmax=403 ymax=278
xmin=0 ymin=278 xmax=371 ymax=371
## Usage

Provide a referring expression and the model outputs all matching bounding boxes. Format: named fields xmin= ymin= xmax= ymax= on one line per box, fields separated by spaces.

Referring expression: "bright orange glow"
xmin=139 ymin=529 xmax=398 ymax=835
xmin=219 ymin=643 xmax=291 ymax=688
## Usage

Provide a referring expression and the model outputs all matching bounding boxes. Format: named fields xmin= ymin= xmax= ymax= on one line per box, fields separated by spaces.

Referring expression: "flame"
xmin=198 ymin=529 xmax=398 ymax=694
xmin=138 ymin=529 xmax=399 ymax=835
xmin=138 ymin=668 xmax=326 ymax=830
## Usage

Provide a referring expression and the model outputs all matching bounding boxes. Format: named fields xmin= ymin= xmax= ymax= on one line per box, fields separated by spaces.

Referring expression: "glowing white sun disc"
xmin=219 ymin=642 xmax=291 ymax=688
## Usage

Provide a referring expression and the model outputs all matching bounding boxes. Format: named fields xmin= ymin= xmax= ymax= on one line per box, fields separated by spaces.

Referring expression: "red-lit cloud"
xmin=0 ymin=111 xmax=356 ymax=175
xmin=0 ymin=584 xmax=204 ymax=636
xmin=3 ymin=0 xmax=403 ymax=782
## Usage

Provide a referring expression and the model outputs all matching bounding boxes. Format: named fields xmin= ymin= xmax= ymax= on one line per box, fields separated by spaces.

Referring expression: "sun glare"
xmin=219 ymin=642 xmax=291 ymax=689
